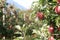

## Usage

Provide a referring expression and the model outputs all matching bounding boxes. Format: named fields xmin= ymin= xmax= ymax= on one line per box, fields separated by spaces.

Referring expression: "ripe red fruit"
xmin=48 ymin=36 xmax=54 ymax=40
xmin=48 ymin=25 xmax=54 ymax=33
xmin=57 ymin=0 xmax=60 ymax=4
xmin=55 ymin=6 xmax=60 ymax=15
xmin=58 ymin=27 xmax=60 ymax=31
xmin=36 ymin=12 xmax=44 ymax=20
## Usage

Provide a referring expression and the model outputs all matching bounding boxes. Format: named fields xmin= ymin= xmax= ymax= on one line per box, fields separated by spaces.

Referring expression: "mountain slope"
xmin=6 ymin=0 xmax=27 ymax=10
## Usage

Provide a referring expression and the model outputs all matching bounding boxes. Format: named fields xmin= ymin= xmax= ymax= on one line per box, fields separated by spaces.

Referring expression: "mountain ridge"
xmin=6 ymin=0 xmax=27 ymax=10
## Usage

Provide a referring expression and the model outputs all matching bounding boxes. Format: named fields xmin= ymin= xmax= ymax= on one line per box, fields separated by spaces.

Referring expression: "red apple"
xmin=48 ymin=36 xmax=54 ymax=40
xmin=36 ymin=12 xmax=44 ymax=20
xmin=55 ymin=6 xmax=60 ymax=15
xmin=48 ymin=25 xmax=54 ymax=33
xmin=58 ymin=27 xmax=60 ymax=31
xmin=57 ymin=0 xmax=60 ymax=4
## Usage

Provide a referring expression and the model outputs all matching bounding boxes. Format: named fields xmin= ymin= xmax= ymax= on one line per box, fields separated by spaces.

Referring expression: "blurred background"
xmin=0 ymin=0 xmax=60 ymax=40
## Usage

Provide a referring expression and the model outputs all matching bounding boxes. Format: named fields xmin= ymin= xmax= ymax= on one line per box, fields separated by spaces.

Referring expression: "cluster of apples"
xmin=36 ymin=0 xmax=60 ymax=40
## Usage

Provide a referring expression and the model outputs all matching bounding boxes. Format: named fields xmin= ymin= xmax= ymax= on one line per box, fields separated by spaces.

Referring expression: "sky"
xmin=13 ymin=0 xmax=38 ymax=9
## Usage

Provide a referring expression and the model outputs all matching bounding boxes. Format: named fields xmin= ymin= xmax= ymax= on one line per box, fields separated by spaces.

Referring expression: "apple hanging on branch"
xmin=57 ymin=0 xmax=60 ymax=4
xmin=48 ymin=24 xmax=54 ymax=33
xmin=48 ymin=36 xmax=54 ymax=40
xmin=58 ymin=27 xmax=60 ymax=31
xmin=55 ymin=6 xmax=60 ymax=15
xmin=36 ymin=11 xmax=44 ymax=20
